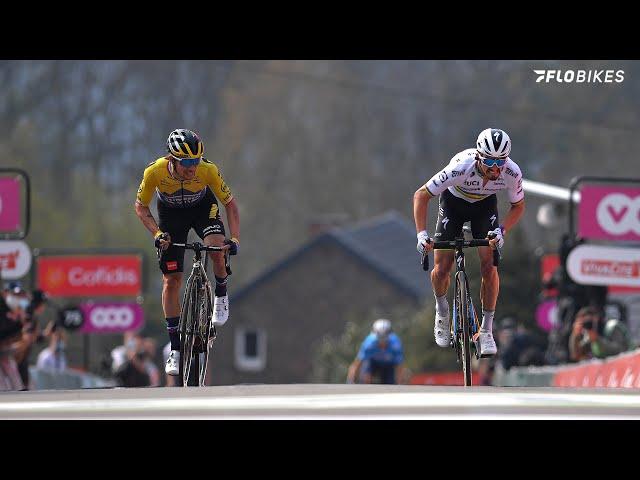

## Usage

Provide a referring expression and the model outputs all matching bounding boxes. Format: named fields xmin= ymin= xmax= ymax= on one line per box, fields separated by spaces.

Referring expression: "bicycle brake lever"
xmin=225 ymin=250 xmax=232 ymax=276
xmin=421 ymin=247 xmax=429 ymax=271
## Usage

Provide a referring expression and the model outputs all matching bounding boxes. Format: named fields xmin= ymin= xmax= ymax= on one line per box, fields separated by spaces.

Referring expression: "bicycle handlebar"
xmin=169 ymin=242 xmax=232 ymax=275
xmin=421 ymin=237 xmax=501 ymax=271
xmin=172 ymin=242 xmax=225 ymax=252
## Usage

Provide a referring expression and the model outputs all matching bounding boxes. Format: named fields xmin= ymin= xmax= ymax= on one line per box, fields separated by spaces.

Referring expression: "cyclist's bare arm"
xmin=347 ymin=358 xmax=362 ymax=383
xmin=488 ymin=199 xmax=525 ymax=249
xmin=223 ymin=198 xmax=240 ymax=245
xmin=134 ymin=200 xmax=161 ymax=237
xmin=413 ymin=184 xmax=435 ymax=252
xmin=501 ymin=199 xmax=525 ymax=237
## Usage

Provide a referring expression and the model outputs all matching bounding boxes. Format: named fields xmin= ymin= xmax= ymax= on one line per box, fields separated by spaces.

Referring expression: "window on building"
xmin=234 ymin=327 xmax=267 ymax=371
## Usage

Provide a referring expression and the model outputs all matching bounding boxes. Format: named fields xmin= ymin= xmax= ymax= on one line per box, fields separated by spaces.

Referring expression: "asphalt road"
xmin=2 ymin=384 xmax=640 ymax=419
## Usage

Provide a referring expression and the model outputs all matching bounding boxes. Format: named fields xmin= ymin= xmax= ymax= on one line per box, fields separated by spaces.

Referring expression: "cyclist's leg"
xmin=379 ymin=363 xmax=396 ymax=385
xmin=193 ymin=191 xmax=229 ymax=325
xmin=470 ymin=194 xmax=500 ymax=313
xmin=194 ymin=191 xmax=226 ymax=277
xmin=471 ymin=194 xmax=499 ymax=355
xmin=359 ymin=360 xmax=374 ymax=384
xmin=432 ymin=190 xmax=464 ymax=295
xmin=158 ymin=202 xmax=190 ymax=372
xmin=432 ymin=190 xmax=463 ymax=346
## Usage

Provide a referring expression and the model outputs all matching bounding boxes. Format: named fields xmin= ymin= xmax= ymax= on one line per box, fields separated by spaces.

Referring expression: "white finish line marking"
xmin=2 ymin=391 xmax=640 ymax=417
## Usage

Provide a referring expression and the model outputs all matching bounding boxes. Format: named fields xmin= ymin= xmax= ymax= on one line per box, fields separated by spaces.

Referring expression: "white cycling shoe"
xmin=434 ymin=310 xmax=451 ymax=347
xmin=165 ymin=350 xmax=180 ymax=376
xmin=479 ymin=329 xmax=497 ymax=357
xmin=212 ymin=295 xmax=229 ymax=326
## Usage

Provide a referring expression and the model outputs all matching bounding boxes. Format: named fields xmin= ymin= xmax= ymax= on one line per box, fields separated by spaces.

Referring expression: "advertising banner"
xmin=0 ymin=240 xmax=31 ymax=279
xmin=36 ymin=255 xmax=142 ymax=297
xmin=79 ymin=302 xmax=144 ymax=334
xmin=579 ymin=185 xmax=640 ymax=241
xmin=0 ymin=178 xmax=21 ymax=231
xmin=566 ymin=244 xmax=640 ymax=288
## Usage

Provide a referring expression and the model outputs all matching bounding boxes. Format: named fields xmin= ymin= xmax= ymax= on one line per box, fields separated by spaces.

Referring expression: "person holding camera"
xmin=568 ymin=306 xmax=632 ymax=362
xmin=36 ymin=321 xmax=68 ymax=371
xmin=113 ymin=333 xmax=151 ymax=387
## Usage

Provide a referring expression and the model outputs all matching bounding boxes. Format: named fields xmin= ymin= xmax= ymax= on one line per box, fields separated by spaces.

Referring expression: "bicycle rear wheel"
xmin=456 ymin=272 xmax=472 ymax=387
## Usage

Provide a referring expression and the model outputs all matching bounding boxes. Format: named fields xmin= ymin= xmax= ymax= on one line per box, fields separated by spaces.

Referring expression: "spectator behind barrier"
xmin=0 ymin=286 xmax=25 ymax=390
xmin=36 ymin=322 xmax=68 ymax=371
xmin=113 ymin=333 xmax=150 ymax=387
xmin=495 ymin=316 xmax=546 ymax=371
xmin=568 ymin=306 xmax=633 ymax=362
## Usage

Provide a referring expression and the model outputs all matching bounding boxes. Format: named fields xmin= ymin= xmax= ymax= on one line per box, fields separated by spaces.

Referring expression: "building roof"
xmin=233 ymin=211 xmax=431 ymax=303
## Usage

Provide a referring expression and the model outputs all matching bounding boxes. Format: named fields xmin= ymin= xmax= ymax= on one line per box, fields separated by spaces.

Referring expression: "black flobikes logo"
xmin=533 ymin=69 xmax=624 ymax=84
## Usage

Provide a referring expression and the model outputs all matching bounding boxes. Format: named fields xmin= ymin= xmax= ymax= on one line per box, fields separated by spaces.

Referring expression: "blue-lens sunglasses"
xmin=172 ymin=155 xmax=201 ymax=167
xmin=480 ymin=156 xmax=507 ymax=168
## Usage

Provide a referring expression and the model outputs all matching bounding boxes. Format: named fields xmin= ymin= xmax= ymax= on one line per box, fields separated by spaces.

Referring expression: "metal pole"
xmin=83 ymin=334 xmax=89 ymax=372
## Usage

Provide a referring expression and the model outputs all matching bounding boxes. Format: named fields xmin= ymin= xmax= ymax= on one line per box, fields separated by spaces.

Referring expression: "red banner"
xmin=553 ymin=350 xmax=640 ymax=388
xmin=410 ymin=371 xmax=471 ymax=386
xmin=36 ymin=255 xmax=142 ymax=297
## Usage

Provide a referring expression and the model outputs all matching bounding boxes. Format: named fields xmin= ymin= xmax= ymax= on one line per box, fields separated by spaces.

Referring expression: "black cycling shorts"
xmin=434 ymin=189 xmax=499 ymax=241
xmin=361 ymin=360 xmax=397 ymax=384
xmin=157 ymin=188 xmax=226 ymax=274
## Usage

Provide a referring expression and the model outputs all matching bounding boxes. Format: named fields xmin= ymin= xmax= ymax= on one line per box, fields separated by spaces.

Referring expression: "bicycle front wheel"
xmin=179 ymin=274 xmax=200 ymax=387
xmin=456 ymin=271 xmax=472 ymax=387
xmin=198 ymin=280 xmax=214 ymax=386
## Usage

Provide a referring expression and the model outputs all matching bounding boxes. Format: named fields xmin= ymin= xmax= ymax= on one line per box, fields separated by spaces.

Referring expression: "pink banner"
xmin=0 ymin=178 xmax=21 ymax=231
xmin=579 ymin=185 xmax=640 ymax=241
xmin=536 ymin=300 xmax=558 ymax=332
xmin=79 ymin=302 xmax=144 ymax=334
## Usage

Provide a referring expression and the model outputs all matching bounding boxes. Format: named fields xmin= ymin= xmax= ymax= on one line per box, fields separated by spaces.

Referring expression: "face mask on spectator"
xmin=6 ymin=295 xmax=28 ymax=311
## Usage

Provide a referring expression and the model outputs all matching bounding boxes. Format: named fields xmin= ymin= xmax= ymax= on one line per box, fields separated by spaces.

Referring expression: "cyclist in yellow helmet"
xmin=135 ymin=129 xmax=240 ymax=376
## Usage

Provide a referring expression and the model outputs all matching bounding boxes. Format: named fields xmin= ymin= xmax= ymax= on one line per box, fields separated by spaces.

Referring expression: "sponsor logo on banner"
xmin=0 ymin=241 xmax=32 ymax=279
xmin=79 ymin=302 xmax=144 ymax=333
xmin=37 ymin=255 xmax=142 ymax=297
xmin=567 ymin=244 xmax=640 ymax=288
xmin=0 ymin=178 xmax=21 ymax=231
xmin=579 ymin=185 xmax=640 ymax=241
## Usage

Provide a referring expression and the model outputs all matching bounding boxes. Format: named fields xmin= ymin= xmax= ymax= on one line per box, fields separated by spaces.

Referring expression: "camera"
xmin=135 ymin=349 xmax=147 ymax=361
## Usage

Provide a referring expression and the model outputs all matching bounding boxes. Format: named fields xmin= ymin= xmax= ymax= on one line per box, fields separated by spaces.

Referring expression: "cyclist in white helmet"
xmin=346 ymin=319 xmax=406 ymax=384
xmin=413 ymin=128 xmax=526 ymax=357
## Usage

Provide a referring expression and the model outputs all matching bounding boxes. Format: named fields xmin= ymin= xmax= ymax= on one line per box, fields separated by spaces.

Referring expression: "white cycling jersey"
xmin=424 ymin=148 xmax=524 ymax=204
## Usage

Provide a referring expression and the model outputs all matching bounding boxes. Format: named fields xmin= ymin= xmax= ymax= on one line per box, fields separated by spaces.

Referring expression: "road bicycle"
xmin=422 ymin=226 xmax=500 ymax=386
xmin=172 ymin=242 xmax=231 ymax=387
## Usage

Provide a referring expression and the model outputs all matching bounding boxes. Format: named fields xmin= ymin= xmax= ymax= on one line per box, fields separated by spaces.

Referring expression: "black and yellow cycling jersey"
xmin=136 ymin=156 xmax=233 ymax=208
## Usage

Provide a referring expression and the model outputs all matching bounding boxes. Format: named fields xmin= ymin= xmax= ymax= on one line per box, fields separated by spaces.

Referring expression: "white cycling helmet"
xmin=372 ymin=319 xmax=392 ymax=339
xmin=476 ymin=128 xmax=511 ymax=159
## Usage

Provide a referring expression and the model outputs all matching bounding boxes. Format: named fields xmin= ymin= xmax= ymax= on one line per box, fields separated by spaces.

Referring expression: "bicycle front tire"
xmin=456 ymin=271 xmax=473 ymax=387
xmin=179 ymin=274 xmax=199 ymax=387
